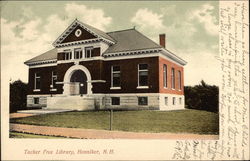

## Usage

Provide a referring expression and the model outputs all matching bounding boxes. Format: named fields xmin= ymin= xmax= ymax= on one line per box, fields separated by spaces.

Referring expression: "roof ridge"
xmin=78 ymin=20 xmax=114 ymax=40
xmin=106 ymin=28 xmax=135 ymax=34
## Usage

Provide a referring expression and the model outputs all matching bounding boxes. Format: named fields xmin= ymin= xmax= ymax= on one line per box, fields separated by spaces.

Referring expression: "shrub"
xmin=184 ymin=80 xmax=219 ymax=113
xmin=9 ymin=80 xmax=28 ymax=113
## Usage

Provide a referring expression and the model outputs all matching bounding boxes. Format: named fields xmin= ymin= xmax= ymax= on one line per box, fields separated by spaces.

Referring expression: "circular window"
xmin=75 ymin=29 xmax=82 ymax=37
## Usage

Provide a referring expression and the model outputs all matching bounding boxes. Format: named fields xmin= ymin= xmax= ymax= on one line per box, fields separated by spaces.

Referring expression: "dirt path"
xmin=10 ymin=113 xmax=38 ymax=119
xmin=10 ymin=123 xmax=219 ymax=140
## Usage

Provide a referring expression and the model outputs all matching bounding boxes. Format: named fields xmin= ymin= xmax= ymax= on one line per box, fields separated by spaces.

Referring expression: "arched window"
xmin=178 ymin=70 xmax=182 ymax=90
xmin=171 ymin=68 xmax=175 ymax=89
xmin=163 ymin=64 xmax=167 ymax=88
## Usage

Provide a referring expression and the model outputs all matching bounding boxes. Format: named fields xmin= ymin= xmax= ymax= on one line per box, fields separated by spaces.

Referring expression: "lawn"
xmin=10 ymin=109 xmax=219 ymax=134
xmin=9 ymin=132 xmax=65 ymax=138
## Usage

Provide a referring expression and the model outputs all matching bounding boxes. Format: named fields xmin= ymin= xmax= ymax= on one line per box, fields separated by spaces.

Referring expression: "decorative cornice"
xmin=103 ymin=48 xmax=162 ymax=58
xmin=24 ymin=48 xmax=187 ymax=67
xmin=55 ymin=38 xmax=101 ymax=48
xmin=25 ymin=59 xmax=57 ymax=66
xmin=160 ymin=49 xmax=187 ymax=66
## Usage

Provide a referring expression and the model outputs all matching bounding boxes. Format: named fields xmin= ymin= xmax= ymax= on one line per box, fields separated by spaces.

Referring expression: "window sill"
xmin=164 ymin=87 xmax=168 ymax=89
xmin=50 ymin=89 xmax=57 ymax=91
xmin=33 ymin=89 xmax=41 ymax=92
xmin=171 ymin=88 xmax=176 ymax=90
xmin=137 ymin=86 xmax=149 ymax=89
xmin=110 ymin=87 xmax=121 ymax=90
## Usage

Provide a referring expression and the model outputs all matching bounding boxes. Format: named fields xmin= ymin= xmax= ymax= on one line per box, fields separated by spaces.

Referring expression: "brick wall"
xmin=158 ymin=57 xmax=184 ymax=95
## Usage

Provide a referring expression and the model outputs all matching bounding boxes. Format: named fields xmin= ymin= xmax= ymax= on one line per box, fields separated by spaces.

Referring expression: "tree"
xmin=184 ymin=80 xmax=219 ymax=113
xmin=9 ymin=80 xmax=28 ymax=113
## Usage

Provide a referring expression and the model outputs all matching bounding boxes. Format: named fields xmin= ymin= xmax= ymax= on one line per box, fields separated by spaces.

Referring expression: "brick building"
xmin=24 ymin=19 xmax=187 ymax=110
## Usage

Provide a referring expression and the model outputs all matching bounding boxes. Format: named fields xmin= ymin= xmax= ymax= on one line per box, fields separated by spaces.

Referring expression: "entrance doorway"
xmin=63 ymin=65 xmax=92 ymax=95
xmin=70 ymin=70 xmax=87 ymax=95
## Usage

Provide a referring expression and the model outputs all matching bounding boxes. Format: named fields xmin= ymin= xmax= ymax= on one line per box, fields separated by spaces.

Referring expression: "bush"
xmin=184 ymin=80 xmax=219 ymax=113
xmin=9 ymin=80 xmax=28 ymax=113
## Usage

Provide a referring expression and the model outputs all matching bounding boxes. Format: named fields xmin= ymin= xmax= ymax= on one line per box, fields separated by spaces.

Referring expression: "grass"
xmin=10 ymin=109 xmax=219 ymax=134
xmin=9 ymin=132 xmax=65 ymax=138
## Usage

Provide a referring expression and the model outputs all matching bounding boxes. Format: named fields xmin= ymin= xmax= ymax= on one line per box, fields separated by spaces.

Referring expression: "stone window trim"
xmin=63 ymin=50 xmax=72 ymax=60
xmin=111 ymin=65 xmax=121 ymax=89
xmin=50 ymin=71 xmax=57 ymax=91
xmin=138 ymin=96 xmax=148 ymax=106
xmin=163 ymin=64 xmax=167 ymax=88
xmin=172 ymin=97 xmax=176 ymax=105
xmin=179 ymin=97 xmax=182 ymax=105
xmin=74 ymin=48 xmax=83 ymax=59
xmin=85 ymin=46 xmax=94 ymax=58
xmin=178 ymin=70 xmax=182 ymax=91
xmin=138 ymin=64 xmax=149 ymax=88
xmin=164 ymin=97 xmax=168 ymax=106
xmin=171 ymin=67 xmax=175 ymax=89
xmin=111 ymin=97 xmax=120 ymax=105
xmin=34 ymin=97 xmax=39 ymax=104
xmin=34 ymin=72 xmax=41 ymax=92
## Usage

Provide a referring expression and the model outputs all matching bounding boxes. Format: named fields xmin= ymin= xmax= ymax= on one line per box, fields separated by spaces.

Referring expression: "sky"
xmin=1 ymin=1 xmax=219 ymax=86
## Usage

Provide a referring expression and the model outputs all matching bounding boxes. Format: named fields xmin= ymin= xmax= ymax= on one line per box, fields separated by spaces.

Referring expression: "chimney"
xmin=159 ymin=34 xmax=166 ymax=48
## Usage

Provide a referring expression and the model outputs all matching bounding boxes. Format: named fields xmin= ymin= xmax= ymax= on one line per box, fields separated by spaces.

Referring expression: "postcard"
xmin=1 ymin=1 xmax=249 ymax=160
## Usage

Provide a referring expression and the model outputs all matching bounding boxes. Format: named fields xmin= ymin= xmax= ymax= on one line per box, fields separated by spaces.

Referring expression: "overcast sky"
xmin=1 ymin=1 xmax=219 ymax=86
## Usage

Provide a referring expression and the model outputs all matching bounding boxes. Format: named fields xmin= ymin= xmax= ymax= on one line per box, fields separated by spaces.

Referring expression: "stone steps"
xmin=47 ymin=96 xmax=95 ymax=111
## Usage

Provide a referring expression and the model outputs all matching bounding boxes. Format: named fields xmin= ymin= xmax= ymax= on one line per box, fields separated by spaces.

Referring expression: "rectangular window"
xmin=111 ymin=97 xmax=120 ymax=105
xmin=163 ymin=64 xmax=167 ymax=88
xmin=34 ymin=97 xmax=39 ymax=104
xmin=51 ymin=71 xmax=57 ymax=88
xmin=138 ymin=64 xmax=148 ymax=87
xmin=85 ymin=47 xmax=93 ymax=58
xmin=138 ymin=97 xmax=148 ymax=105
xmin=179 ymin=98 xmax=182 ymax=105
xmin=34 ymin=73 xmax=41 ymax=90
xmin=111 ymin=66 xmax=121 ymax=87
xmin=173 ymin=97 xmax=176 ymax=105
xmin=165 ymin=97 xmax=168 ymax=106
xmin=74 ymin=48 xmax=83 ymax=59
xmin=178 ymin=70 xmax=182 ymax=90
xmin=64 ymin=50 xmax=72 ymax=60
xmin=171 ymin=68 xmax=175 ymax=89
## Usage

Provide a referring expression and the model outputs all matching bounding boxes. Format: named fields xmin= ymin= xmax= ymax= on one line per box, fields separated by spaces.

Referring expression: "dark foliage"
xmin=9 ymin=80 xmax=28 ymax=113
xmin=184 ymin=80 xmax=219 ymax=113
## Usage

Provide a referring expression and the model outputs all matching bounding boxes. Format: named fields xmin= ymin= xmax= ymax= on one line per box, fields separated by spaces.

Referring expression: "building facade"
xmin=25 ymin=19 xmax=187 ymax=111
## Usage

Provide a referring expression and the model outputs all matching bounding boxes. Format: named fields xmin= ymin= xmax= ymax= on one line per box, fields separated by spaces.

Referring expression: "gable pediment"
xmin=53 ymin=19 xmax=115 ymax=47
xmin=61 ymin=25 xmax=97 ymax=44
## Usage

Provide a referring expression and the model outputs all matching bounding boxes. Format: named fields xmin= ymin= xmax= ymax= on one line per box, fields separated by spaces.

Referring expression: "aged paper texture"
xmin=1 ymin=1 xmax=249 ymax=160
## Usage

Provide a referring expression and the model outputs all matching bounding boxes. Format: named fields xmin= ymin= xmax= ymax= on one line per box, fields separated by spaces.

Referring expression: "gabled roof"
xmin=24 ymin=48 xmax=57 ymax=64
xmin=104 ymin=29 xmax=162 ymax=54
xmin=25 ymin=20 xmax=186 ymax=66
xmin=53 ymin=19 xmax=115 ymax=46
xmin=81 ymin=21 xmax=115 ymax=42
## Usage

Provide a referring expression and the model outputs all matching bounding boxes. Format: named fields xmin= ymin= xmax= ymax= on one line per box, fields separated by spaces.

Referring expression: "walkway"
xmin=10 ymin=109 xmax=74 ymax=119
xmin=10 ymin=113 xmax=38 ymax=119
xmin=10 ymin=123 xmax=219 ymax=140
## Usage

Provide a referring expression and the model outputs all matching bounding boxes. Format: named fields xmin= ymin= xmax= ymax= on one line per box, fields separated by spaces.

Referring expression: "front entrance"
xmin=70 ymin=70 xmax=87 ymax=95
xmin=63 ymin=65 xmax=93 ymax=95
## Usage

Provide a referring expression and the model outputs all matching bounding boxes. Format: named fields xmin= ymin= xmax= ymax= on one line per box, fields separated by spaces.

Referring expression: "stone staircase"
xmin=46 ymin=95 xmax=95 ymax=111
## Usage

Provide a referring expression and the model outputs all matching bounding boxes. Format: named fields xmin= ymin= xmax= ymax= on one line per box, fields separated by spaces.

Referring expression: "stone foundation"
xmin=27 ymin=93 xmax=185 ymax=111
